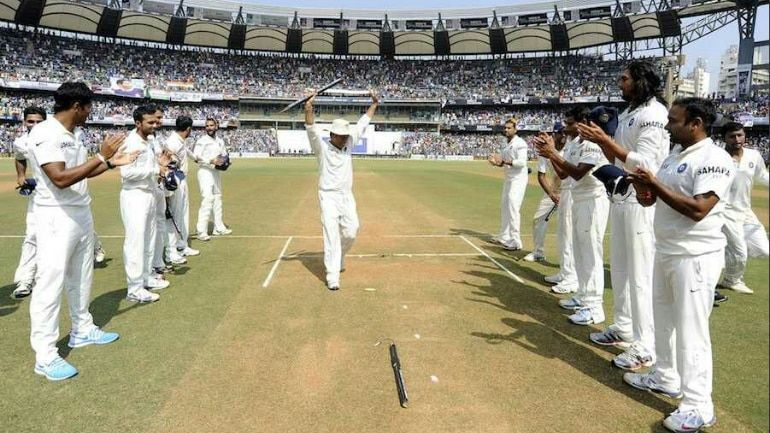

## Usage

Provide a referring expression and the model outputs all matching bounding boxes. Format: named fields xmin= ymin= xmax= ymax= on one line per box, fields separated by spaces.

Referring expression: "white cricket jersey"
xmin=724 ymin=147 xmax=769 ymax=217
xmin=564 ymin=138 xmax=609 ymax=202
xmin=120 ymin=129 xmax=160 ymax=191
xmin=164 ymin=132 xmax=191 ymax=173
xmin=654 ymin=138 xmax=734 ymax=256
xmin=13 ymin=131 xmax=31 ymax=161
xmin=26 ymin=117 xmax=90 ymax=207
xmin=193 ymin=134 xmax=227 ymax=171
xmin=558 ymin=137 xmax=580 ymax=191
xmin=500 ymin=135 xmax=528 ymax=179
xmin=306 ymin=115 xmax=371 ymax=192
xmin=614 ymin=98 xmax=670 ymax=202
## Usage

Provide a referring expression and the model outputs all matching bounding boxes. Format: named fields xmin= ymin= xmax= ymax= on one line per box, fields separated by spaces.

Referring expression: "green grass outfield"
xmin=0 ymin=158 xmax=767 ymax=433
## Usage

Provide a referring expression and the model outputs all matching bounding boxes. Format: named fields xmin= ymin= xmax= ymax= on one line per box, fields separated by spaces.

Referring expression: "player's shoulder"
xmin=638 ymin=99 xmax=668 ymax=121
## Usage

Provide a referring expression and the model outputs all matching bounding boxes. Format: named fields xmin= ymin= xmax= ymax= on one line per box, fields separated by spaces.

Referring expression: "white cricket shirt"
xmin=654 ymin=138 xmax=734 ymax=256
xmin=564 ymin=138 xmax=609 ymax=202
xmin=120 ymin=129 xmax=160 ymax=191
xmin=13 ymin=131 xmax=30 ymax=161
xmin=164 ymin=132 xmax=191 ymax=173
xmin=194 ymin=134 xmax=227 ymax=171
xmin=724 ymin=147 xmax=769 ymax=218
xmin=306 ymin=115 xmax=370 ymax=192
xmin=500 ymin=135 xmax=528 ymax=179
xmin=26 ymin=117 xmax=90 ymax=207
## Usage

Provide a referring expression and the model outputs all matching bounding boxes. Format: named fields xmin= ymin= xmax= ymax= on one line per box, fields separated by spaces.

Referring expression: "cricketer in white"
xmin=304 ymin=90 xmax=379 ymax=290
xmin=193 ymin=118 xmax=231 ymax=240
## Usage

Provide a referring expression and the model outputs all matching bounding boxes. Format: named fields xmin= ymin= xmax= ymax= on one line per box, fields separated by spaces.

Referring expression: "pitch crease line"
xmin=459 ymin=235 xmax=524 ymax=284
xmin=262 ymin=236 xmax=293 ymax=288
xmin=283 ymin=252 xmax=480 ymax=258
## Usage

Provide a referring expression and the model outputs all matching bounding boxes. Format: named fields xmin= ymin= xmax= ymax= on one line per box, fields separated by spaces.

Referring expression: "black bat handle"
xmin=390 ymin=343 xmax=409 ymax=408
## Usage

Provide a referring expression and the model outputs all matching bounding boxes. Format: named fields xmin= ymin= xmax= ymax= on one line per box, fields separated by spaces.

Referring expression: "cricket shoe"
xmin=721 ymin=281 xmax=753 ymax=294
xmin=213 ymin=227 xmax=232 ymax=236
xmin=544 ymin=274 xmax=563 ymax=284
xmin=11 ymin=281 xmax=32 ymax=299
xmin=94 ymin=245 xmax=106 ymax=263
xmin=523 ymin=252 xmax=546 ymax=262
xmin=167 ymin=253 xmax=187 ymax=265
xmin=559 ymin=297 xmax=583 ymax=310
xmin=569 ymin=306 xmax=605 ymax=325
xmin=612 ymin=344 xmax=654 ymax=371
xmin=34 ymin=356 xmax=78 ymax=381
xmin=589 ymin=326 xmax=632 ymax=349
xmin=623 ymin=372 xmax=682 ymax=399
xmin=68 ymin=327 xmax=119 ymax=348
xmin=663 ymin=409 xmax=716 ymax=433
xmin=551 ymin=282 xmax=578 ymax=294
xmin=197 ymin=233 xmax=211 ymax=241
xmin=146 ymin=277 xmax=170 ymax=291
xmin=180 ymin=247 xmax=200 ymax=257
xmin=713 ymin=291 xmax=728 ymax=305
xmin=127 ymin=288 xmax=160 ymax=303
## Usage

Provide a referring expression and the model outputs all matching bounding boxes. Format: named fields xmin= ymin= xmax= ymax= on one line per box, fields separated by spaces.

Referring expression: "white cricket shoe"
xmin=523 ymin=252 xmax=546 ymax=262
xmin=197 ymin=233 xmax=211 ymax=241
xmin=180 ymin=247 xmax=200 ymax=257
xmin=724 ymin=281 xmax=753 ymax=294
xmin=569 ymin=306 xmax=605 ymax=325
xmin=559 ymin=297 xmax=583 ymax=310
xmin=544 ymin=274 xmax=563 ymax=284
xmin=213 ymin=227 xmax=232 ymax=236
xmin=127 ymin=288 xmax=160 ymax=303
xmin=551 ymin=282 xmax=578 ymax=294
xmin=146 ymin=278 xmax=170 ymax=291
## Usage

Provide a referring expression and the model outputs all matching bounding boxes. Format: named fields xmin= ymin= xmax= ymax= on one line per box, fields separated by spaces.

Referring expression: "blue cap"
xmin=18 ymin=178 xmax=37 ymax=196
xmin=553 ymin=122 xmax=564 ymax=133
xmin=588 ymin=106 xmax=619 ymax=137
xmin=592 ymin=164 xmax=632 ymax=201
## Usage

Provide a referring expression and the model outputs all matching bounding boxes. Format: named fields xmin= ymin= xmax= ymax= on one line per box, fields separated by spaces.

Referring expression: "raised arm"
xmin=41 ymin=134 xmax=131 ymax=189
xmin=365 ymin=91 xmax=380 ymax=119
xmin=304 ymin=92 xmax=317 ymax=126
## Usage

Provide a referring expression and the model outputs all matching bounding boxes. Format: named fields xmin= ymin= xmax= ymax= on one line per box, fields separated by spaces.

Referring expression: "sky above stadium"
xmin=277 ymin=0 xmax=768 ymax=94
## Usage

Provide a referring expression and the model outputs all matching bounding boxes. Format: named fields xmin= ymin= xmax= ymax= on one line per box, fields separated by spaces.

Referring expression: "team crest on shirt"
xmin=628 ymin=117 xmax=635 ymax=127
xmin=677 ymin=163 xmax=687 ymax=173
xmin=749 ymin=162 xmax=755 ymax=169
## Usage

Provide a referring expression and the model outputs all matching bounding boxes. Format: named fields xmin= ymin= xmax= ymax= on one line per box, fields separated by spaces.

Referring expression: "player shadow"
xmin=280 ymin=250 xmax=327 ymax=285
xmin=448 ymin=227 xmax=559 ymax=269
xmin=0 ymin=283 xmax=22 ymax=317
xmin=171 ymin=266 xmax=191 ymax=276
xmin=459 ymin=256 xmax=675 ymax=417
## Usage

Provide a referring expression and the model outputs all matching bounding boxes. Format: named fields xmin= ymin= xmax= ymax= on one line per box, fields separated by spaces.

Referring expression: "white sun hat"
xmin=326 ymin=118 xmax=351 ymax=136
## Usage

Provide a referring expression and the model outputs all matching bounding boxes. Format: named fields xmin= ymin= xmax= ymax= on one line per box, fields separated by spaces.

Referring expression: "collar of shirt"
xmin=49 ymin=116 xmax=76 ymax=139
xmin=677 ymin=137 xmax=712 ymax=157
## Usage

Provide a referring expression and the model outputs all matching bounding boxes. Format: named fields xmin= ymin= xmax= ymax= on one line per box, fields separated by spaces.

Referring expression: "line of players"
xmin=10 ymin=82 xmax=233 ymax=380
xmin=488 ymin=60 xmax=768 ymax=433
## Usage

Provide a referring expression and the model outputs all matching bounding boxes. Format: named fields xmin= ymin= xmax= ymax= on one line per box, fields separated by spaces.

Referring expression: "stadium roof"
xmin=0 ymin=0 xmax=765 ymax=56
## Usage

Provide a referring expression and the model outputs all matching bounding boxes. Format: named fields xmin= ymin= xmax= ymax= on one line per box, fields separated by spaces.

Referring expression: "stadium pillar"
xmin=735 ymin=0 xmax=758 ymax=99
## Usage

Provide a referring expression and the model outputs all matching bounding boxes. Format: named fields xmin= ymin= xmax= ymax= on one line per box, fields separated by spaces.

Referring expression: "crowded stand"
xmin=1 ymin=27 xmax=645 ymax=101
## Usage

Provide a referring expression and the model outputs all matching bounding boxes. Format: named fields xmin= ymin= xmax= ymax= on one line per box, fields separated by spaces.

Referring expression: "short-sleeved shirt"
xmin=194 ymin=134 xmax=227 ymax=171
xmin=558 ymin=137 xmax=580 ymax=192
xmin=654 ymin=138 xmax=734 ymax=256
xmin=120 ymin=129 xmax=159 ymax=191
xmin=13 ymin=131 xmax=30 ymax=161
xmin=164 ymin=132 xmax=190 ymax=173
xmin=724 ymin=147 xmax=769 ymax=217
xmin=500 ymin=135 xmax=528 ymax=179
xmin=26 ymin=117 xmax=91 ymax=207
xmin=614 ymin=98 xmax=670 ymax=203
xmin=564 ymin=138 xmax=609 ymax=202
xmin=306 ymin=115 xmax=370 ymax=192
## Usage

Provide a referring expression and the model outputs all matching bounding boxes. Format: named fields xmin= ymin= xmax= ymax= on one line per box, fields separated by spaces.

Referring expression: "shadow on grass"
xmin=451 ymin=233 xmax=677 ymax=423
xmin=280 ymin=250 xmax=327 ymax=286
xmin=448 ymin=227 xmax=559 ymax=269
xmin=0 ymin=283 xmax=22 ymax=317
xmin=94 ymin=258 xmax=114 ymax=269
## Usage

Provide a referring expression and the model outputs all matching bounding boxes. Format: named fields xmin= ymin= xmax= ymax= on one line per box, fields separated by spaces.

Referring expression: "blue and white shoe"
xmin=68 ymin=327 xmax=120 ymax=348
xmin=663 ymin=409 xmax=716 ymax=433
xmin=34 ymin=356 xmax=78 ymax=381
xmin=623 ymin=372 xmax=682 ymax=399
xmin=559 ymin=297 xmax=583 ymax=310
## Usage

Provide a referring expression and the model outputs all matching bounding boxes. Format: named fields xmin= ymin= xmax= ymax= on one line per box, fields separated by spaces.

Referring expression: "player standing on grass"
xmin=488 ymin=117 xmax=528 ymax=251
xmin=193 ymin=118 xmax=232 ymax=241
xmin=577 ymin=60 xmax=669 ymax=371
xmin=536 ymin=107 xmax=610 ymax=326
xmin=523 ymin=122 xmax=564 ymax=263
xmin=624 ymin=97 xmax=732 ymax=433
xmin=10 ymin=106 xmax=46 ymax=299
xmin=304 ymin=90 xmax=379 ymax=291
xmin=718 ymin=121 xmax=769 ymax=294
xmin=26 ymin=82 xmax=135 ymax=380
xmin=163 ymin=116 xmax=200 ymax=262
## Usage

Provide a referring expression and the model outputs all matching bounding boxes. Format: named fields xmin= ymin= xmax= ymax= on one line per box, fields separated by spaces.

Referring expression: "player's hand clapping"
xmin=577 ymin=121 xmax=610 ymax=147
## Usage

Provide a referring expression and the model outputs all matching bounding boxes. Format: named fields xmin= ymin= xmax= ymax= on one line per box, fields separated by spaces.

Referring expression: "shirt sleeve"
xmin=693 ymin=154 xmax=734 ymax=199
xmin=753 ymin=152 xmax=770 ymax=187
xmin=31 ymin=135 xmax=66 ymax=166
xmin=537 ymin=156 xmax=550 ymax=174
xmin=624 ymin=109 xmax=669 ymax=172
xmin=164 ymin=136 xmax=182 ymax=154
xmin=120 ymin=144 xmax=158 ymax=182
xmin=193 ymin=138 xmax=214 ymax=168
xmin=13 ymin=137 xmax=27 ymax=161
xmin=349 ymin=114 xmax=371 ymax=146
xmin=305 ymin=124 xmax=324 ymax=155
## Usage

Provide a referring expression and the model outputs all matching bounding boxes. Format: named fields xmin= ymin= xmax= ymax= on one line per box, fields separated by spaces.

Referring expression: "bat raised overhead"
xmin=279 ymin=78 xmax=344 ymax=113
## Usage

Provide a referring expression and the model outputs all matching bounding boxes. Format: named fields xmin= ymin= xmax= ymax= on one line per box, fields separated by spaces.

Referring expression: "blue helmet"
xmin=17 ymin=178 xmax=37 ymax=196
xmin=592 ymin=164 xmax=632 ymax=202
xmin=588 ymin=106 xmax=619 ymax=137
xmin=215 ymin=154 xmax=231 ymax=171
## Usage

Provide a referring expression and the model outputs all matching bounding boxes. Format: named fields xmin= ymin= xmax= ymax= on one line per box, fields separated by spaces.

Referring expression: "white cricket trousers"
xmin=196 ymin=167 xmax=226 ymax=235
xmin=30 ymin=204 xmax=96 ymax=365
xmin=498 ymin=175 xmax=527 ymax=249
xmin=532 ymin=194 xmax=556 ymax=256
xmin=722 ymin=208 xmax=770 ymax=285
xmin=651 ymin=249 xmax=723 ymax=422
xmin=557 ymin=190 xmax=577 ymax=284
xmin=319 ymin=190 xmax=359 ymax=286
xmin=120 ymin=189 xmax=155 ymax=296
xmin=572 ymin=196 xmax=609 ymax=308
xmin=152 ymin=187 xmax=166 ymax=269
xmin=167 ymin=178 xmax=190 ymax=250
xmin=609 ymin=202 xmax=656 ymax=355
xmin=15 ymin=199 xmax=36 ymax=285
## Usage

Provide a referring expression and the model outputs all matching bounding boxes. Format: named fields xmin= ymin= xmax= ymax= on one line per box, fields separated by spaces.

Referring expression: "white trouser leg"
xmin=120 ymin=189 xmax=155 ymax=296
xmin=532 ymin=195 xmax=554 ymax=256
xmin=610 ymin=203 xmax=656 ymax=351
xmin=339 ymin=194 xmax=360 ymax=261
xmin=558 ymin=190 xmax=577 ymax=284
xmin=197 ymin=169 xmax=215 ymax=235
xmin=745 ymin=218 xmax=769 ymax=258
xmin=498 ymin=179 xmax=513 ymax=244
xmin=30 ymin=205 xmax=96 ymax=365
xmin=152 ymin=189 xmax=166 ymax=269
xmin=320 ymin=191 xmax=346 ymax=286
xmin=721 ymin=208 xmax=747 ymax=286
xmin=210 ymin=171 xmax=226 ymax=231
xmin=167 ymin=179 xmax=189 ymax=249
xmin=572 ymin=196 xmax=609 ymax=308
xmin=652 ymin=250 xmax=722 ymax=421
xmin=14 ymin=200 xmax=37 ymax=285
